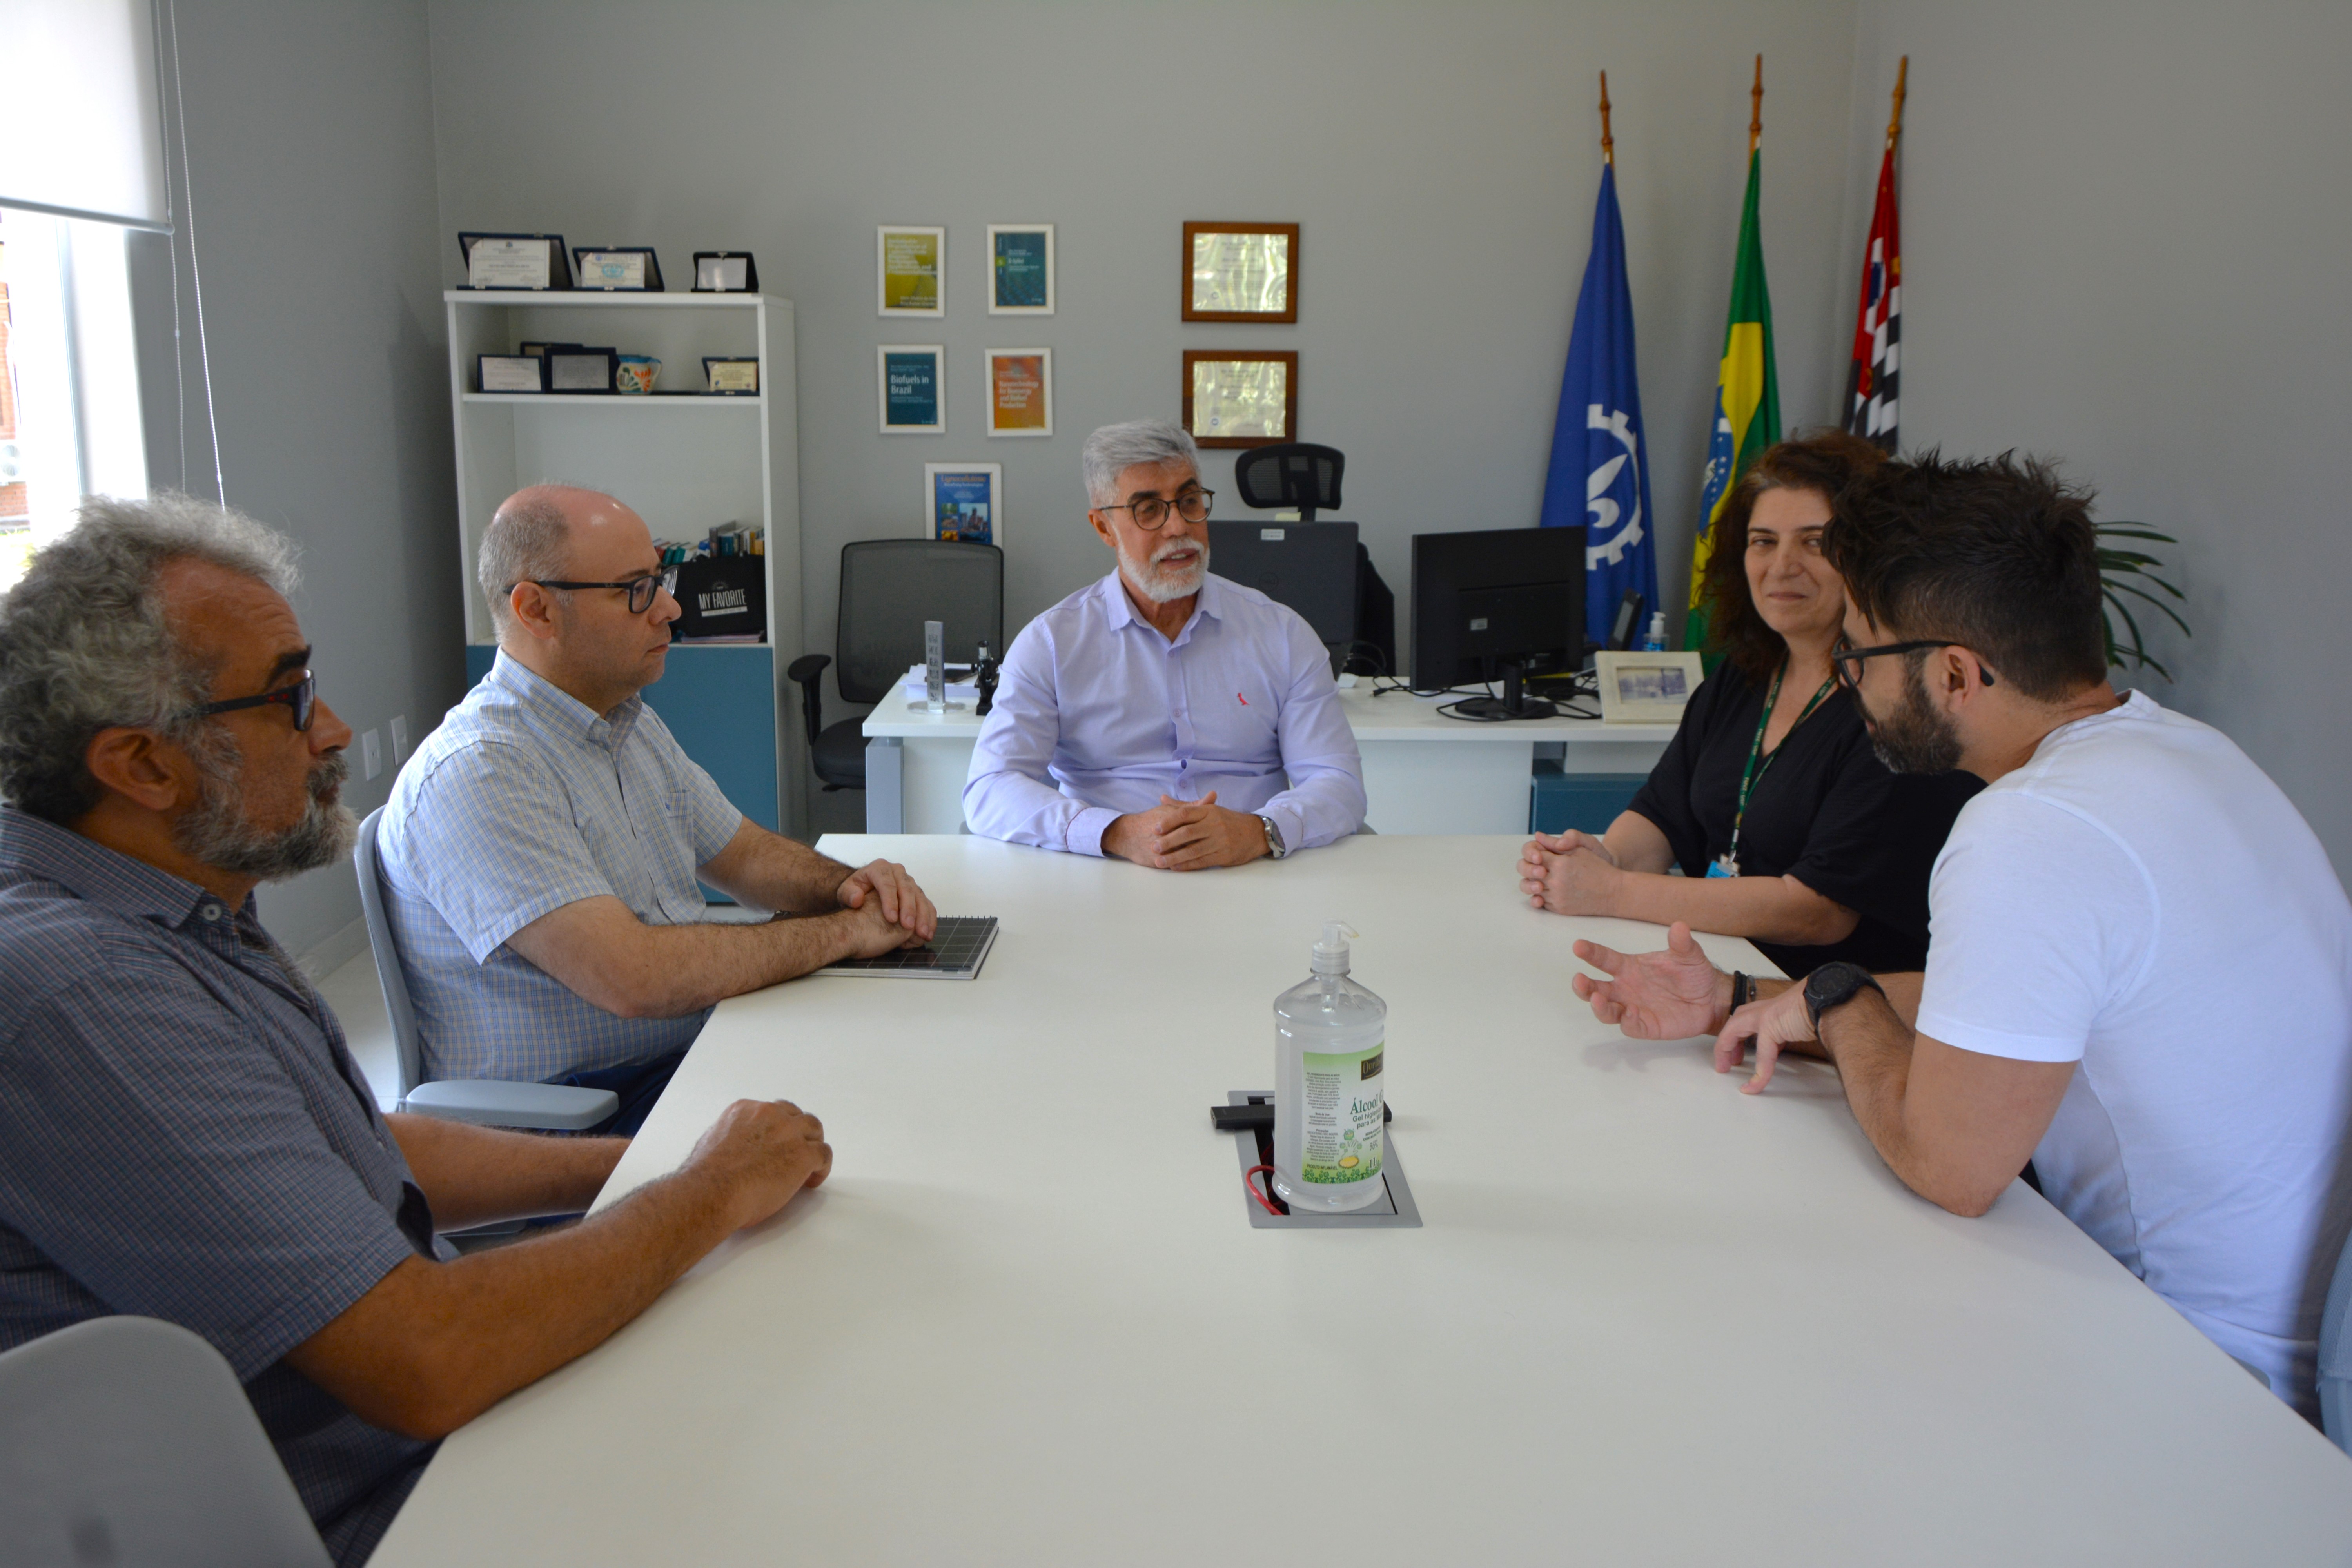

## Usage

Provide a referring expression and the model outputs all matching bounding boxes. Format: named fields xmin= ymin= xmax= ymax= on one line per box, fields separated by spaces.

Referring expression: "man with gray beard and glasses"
xmin=964 ymin=420 xmax=1365 ymax=868
xmin=0 ymin=496 xmax=837 ymax=1563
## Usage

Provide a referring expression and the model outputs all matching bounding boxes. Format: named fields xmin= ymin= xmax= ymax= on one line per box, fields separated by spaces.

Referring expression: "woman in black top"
xmin=1518 ymin=431 xmax=1977 ymax=975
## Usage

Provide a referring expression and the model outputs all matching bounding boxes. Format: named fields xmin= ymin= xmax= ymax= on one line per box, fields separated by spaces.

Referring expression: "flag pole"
xmin=1599 ymin=71 xmax=1613 ymax=165
xmin=1749 ymin=54 xmax=1763 ymax=153
xmin=1885 ymin=54 xmax=1908 ymax=151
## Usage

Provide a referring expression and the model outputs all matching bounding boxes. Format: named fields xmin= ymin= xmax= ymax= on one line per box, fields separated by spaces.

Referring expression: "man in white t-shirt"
xmin=1571 ymin=452 xmax=2352 ymax=1416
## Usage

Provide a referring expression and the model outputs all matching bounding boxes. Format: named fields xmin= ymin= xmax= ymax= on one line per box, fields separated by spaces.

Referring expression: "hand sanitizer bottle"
xmin=1640 ymin=612 xmax=1668 ymax=652
xmin=1274 ymin=922 xmax=1388 ymax=1213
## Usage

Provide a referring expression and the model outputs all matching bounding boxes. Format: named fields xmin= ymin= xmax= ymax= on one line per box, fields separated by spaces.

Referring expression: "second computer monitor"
xmin=1410 ymin=526 xmax=1586 ymax=694
xmin=1205 ymin=520 xmax=1359 ymax=647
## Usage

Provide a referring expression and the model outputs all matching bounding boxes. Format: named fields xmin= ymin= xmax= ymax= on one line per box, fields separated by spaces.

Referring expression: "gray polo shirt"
xmin=378 ymin=650 xmax=745 ymax=1084
xmin=0 ymin=808 xmax=443 ymax=1566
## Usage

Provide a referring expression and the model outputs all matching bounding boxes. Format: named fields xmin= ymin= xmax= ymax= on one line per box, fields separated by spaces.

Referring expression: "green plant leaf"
xmin=2107 ymin=577 xmax=2193 ymax=633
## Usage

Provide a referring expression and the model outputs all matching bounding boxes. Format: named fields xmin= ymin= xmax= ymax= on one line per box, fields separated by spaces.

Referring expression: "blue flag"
xmin=1538 ymin=163 xmax=1658 ymax=643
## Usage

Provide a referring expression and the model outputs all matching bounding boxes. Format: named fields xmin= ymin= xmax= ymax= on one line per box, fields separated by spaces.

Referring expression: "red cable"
xmin=1243 ymin=1164 xmax=1286 ymax=1217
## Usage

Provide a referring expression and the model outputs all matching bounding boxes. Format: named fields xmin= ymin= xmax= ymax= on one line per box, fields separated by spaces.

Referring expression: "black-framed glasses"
xmin=187 ymin=670 xmax=316 ymax=732
xmin=1096 ymin=488 xmax=1214 ymax=532
xmin=514 ymin=567 xmax=679 ymax=615
xmin=1832 ymin=639 xmax=1980 ymax=690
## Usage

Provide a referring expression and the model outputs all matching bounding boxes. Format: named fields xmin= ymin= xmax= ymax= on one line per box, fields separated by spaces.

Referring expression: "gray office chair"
xmin=354 ymin=806 xmax=617 ymax=1130
xmin=1233 ymin=441 xmax=1345 ymax=521
xmin=0 ymin=1316 xmax=332 ymax=1568
xmin=2318 ymin=1225 xmax=2352 ymax=1449
xmin=788 ymin=539 xmax=1004 ymax=792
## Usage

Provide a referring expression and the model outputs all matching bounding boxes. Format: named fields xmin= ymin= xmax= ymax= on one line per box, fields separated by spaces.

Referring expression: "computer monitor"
xmin=1207 ymin=520 xmax=1359 ymax=647
xmin=1410 ymin=526 xmax=1585 ymax=719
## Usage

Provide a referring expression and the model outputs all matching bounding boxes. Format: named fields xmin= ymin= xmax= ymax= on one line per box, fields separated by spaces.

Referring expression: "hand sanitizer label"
xmin=1300 ymin=1044 xmax=1383 ymax=1185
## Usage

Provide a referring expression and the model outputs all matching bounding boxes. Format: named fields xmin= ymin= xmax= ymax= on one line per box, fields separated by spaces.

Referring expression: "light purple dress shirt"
xmin=964 ymin=571 xmax=1367 ymax=856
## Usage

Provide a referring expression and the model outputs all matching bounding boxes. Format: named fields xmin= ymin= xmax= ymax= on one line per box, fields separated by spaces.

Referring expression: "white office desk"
xmin=862 ymin=682 xmax=1676 ymax=834
xmin=374 ymin=836 xmax=2352 ymax=1566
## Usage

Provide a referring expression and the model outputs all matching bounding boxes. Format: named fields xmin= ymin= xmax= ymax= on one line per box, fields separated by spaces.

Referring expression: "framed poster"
xmin=878 ymin=345 xmax=945 ymax=433
xmin=987 ymin=224 xmax=1054 ymax=314
xmin=1183 ymin=221 xmax=1298 ymax=322
xmin=878 ymin=225 xmax=946 ymax=316
xmin=1183 ymin=350 xmax=1296 ymax=448
xmin=984 ymin=348 xmax=1053 ymax=437
xmin=924 ymin=463 xmax=1004 ymax=546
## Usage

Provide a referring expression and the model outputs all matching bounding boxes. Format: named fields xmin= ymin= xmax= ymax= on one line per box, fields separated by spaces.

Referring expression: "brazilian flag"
xmin=1685 ymin=151 xmax=1781 ymax=651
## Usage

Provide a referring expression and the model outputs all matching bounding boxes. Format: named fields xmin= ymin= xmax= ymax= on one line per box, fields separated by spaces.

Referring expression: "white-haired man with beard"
xmin=964 ymin=420 xmax=1366 ymax=867
xmin=0 ymin=497 xmax=836 ymax=1564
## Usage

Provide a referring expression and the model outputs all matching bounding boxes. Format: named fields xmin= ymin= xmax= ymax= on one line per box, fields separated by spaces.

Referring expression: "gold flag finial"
xmin=1749 ymin=54 xmax=1764 ymax=154
xmin=1885 ymin=55 xmax=1909 ymax=151
xmin=1599 ymin=71 xmax=1614 ymax=165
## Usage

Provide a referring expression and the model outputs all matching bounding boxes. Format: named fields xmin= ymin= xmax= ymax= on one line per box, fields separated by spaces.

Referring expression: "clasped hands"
xmin=1519 ymin=829 xmax=1626 ymax=915
xmin=1102 ymin=790 xmax=1269 ymax=871
xmin=833 ymin=859 xmax=938 ymax=955
xmin=1571 ymin=920 xmax=1820 ymax=1092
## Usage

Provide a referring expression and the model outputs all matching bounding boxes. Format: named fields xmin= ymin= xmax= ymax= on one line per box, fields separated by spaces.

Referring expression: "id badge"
xmin=1707 ymin=853 xmax=1739 ymax=879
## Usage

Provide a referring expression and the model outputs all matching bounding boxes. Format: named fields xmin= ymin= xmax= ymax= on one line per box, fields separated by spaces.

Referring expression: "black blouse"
xmin=1625 ymin=661 xmax=1980 ymax=976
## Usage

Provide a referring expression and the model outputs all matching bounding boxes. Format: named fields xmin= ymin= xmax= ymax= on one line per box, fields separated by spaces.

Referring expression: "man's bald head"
xmin=478 ymin=484 xmax=641 ymax=633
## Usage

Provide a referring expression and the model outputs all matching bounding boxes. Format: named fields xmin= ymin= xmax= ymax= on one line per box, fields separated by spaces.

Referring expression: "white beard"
xmin=1119 ymin=535 xmax=1210 ymax=604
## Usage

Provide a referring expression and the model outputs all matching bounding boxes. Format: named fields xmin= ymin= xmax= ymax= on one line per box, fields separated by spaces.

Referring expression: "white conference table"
xmin=374 ymin=835 xmax=2352 ymax=1566
xmin=862 ymin=681 xmax=1675 ymax=834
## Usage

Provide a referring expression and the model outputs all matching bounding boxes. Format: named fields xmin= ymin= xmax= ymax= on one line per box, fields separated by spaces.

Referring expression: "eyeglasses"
xmin=1831 ymin=639 xmax=1995 ymax=689
xmin=513 ymin=568 xmax=679 ymax=615
xmin=187 ymin=670 xmax=316 ymax=732
xmin=1096 ymin=488 xmax=1214 ymax=532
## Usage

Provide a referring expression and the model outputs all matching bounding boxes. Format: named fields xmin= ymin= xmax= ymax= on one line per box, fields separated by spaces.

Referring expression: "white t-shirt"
xmin=1918 ymin=690 xmax=2352 ymax=1413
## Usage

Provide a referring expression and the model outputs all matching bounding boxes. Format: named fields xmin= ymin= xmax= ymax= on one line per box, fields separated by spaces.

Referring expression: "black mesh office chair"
xmin=788 ymin=540 xmax=1004 ymax=791
xmin=1232 ymin=442 xmax=1345 ymax=521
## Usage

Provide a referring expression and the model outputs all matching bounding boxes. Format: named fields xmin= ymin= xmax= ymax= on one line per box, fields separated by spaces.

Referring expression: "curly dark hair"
xmin=1700 ymin=429 xmax=1889 ymax=680
xmin=1824 ymin=449 xmax=2106 ymax=701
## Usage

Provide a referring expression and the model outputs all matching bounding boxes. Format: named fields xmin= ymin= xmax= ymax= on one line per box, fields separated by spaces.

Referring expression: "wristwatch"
xmin=1256 ymin=814 xmax=1289 ymax=860
xmin=1802 ymin=962 xmax=1886 ymax=1037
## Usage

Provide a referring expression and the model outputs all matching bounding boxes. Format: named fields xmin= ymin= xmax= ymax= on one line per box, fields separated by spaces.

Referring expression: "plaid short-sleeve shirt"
xmin=0 ymin=808 xmax=445 ymax=1566
xmin=377 ymin=651 xmax=745 ymax=1083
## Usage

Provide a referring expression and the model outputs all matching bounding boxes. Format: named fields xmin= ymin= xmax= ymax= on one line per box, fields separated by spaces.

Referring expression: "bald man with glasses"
xmin=377 ymin=485 xmax=936 ymax=1131
xmin=964 ymin=421 xmax=1366 ymax=868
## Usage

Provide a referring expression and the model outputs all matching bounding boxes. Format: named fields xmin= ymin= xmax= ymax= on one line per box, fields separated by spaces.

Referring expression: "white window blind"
xmin=0 ymin=0 xmax=167 ymax=231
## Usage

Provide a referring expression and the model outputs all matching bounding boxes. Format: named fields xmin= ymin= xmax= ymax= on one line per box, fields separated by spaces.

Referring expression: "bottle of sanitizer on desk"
xmin=1273 ymin=922 xmax=1388 ymax=1214
xmin=1640 ymin=612 xmax=1668 ymax=652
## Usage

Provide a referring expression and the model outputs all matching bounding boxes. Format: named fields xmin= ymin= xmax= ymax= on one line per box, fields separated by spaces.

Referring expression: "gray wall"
xmin=1839 ymin=0 xmax=2352 ymax=878
xmin=427 ymin=0 xmax=1865 ymax=726
xmin=145 ymin=0 xmax=461 ymax=954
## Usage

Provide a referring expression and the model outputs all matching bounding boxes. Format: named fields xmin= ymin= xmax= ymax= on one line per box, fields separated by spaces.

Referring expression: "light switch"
xmin=361 ymin=729 xmax=383 ymax=781
xmin=390 ymin=713 xmax=410 ymax=761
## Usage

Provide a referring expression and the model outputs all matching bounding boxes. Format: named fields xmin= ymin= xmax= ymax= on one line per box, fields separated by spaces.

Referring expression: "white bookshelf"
xmin=443 ymin=289 xmax=805 ymax=837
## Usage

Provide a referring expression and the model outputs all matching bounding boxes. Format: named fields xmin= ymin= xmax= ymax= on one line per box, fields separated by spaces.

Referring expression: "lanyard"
xmin=1718 ymin=663 xmax=1837 ymax=875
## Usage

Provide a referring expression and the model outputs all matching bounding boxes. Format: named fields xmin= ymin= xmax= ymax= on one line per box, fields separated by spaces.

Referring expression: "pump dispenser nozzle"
xmin=1311 ymin=921 xmax=1358 ymax=975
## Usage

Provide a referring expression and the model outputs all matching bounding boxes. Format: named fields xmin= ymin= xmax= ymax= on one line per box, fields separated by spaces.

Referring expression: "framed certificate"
xmin=924 ymin=463 xmax=1003 ymax=546
xmin=691 ymin=251 xmax=759 ymax=292
xmin=1594 ymin=651 xmax=1704 ymax=724
xmin=702 ymin=356 xmax=759 ymax=395
xmin=1183 ymin=221 xmax=1298 ymax=322
xmin=476 ymin=354 xmax=544 ymax=393
xmin=1183 ymin=350 xmax=1296 ymax=448
xmin=987 ymin=224 xmax=1054 ymax=314
xmin=573 ymin=246 xmax=665 ymax=291
xmin=984 ymin=348 xmax=1052 ymax=437
xmin=878 ymin=225 xmax=946 ymax=317
xmin=459 ymin=232 xmax=571 ymax=290
xmin=879 ymin=345 xmax=945 ymax=433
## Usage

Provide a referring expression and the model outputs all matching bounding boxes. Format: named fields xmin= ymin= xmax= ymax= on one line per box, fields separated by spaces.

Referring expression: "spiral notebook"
xmin=814 ymin=916 xmax=998 ymax=980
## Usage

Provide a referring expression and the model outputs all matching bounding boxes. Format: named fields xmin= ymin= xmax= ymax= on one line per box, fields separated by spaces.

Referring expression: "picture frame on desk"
xmin=987 ymin=224 xmax=1053 ymax=314
xmin=459 ymin=232 xmax=571 ymax=290
xmin=1183 ymin=350 xmax=1296 ymax=448
xmin=983 ymin=348 xmax=1051 ymax=437
xmin=924 ymin=463 xmax=1002 ymax=546
xmin=1182 ymin=221 xmax=1297 ymax=322
xmin=879 ymin=345 xmax=945 ymax=433
xmin=1594 ymin=650 xmax=1703 ymax=723
xmin=878 ymin=225 xmax=946 ymax=317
